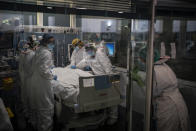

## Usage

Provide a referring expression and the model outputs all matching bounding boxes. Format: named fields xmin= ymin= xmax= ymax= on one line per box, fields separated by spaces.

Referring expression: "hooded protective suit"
xmin=153 ymin=60 xmax=190 ymax=131
xmin=22 ymin=49 xmax=35 ymax=117
xmin=18 ymin=41 xmax=29 ymax=98
xmin=70 ymin=47 xmax=86 ymax=66
xmin=96 ymin=41 xmax=109 ymax=56
xmin=138 ymin=46 xmax=190 ymax=131
xmin=77 ymin=49 xmax=112 ymax=75
xmin=29 ymin=46 xmax=55 ymax=131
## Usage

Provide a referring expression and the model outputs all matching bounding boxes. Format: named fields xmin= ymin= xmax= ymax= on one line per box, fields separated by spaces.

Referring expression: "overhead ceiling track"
xmin=0 ymin=0 xmax=135 ymax=13
xmin=0 ymin=0 xmax=195 ymax=19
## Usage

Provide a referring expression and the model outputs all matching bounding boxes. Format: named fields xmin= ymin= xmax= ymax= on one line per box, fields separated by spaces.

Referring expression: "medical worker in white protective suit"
xmin=70 ymin=38 xmax=85 ymax=69
xmin=18 ymin=40 xmax=31 ymax=130
xmin=76 ymin=44 xmax=118 ymax=125
xmin=95 ymin=40 xmax=109 ymax=56
xmin=22 ymin=37 xmax=39 ymax=119
xmin=18 ymin=40 xmax=29 ymax=108
xmin=29 ymin=34 xmax=57 ymax=131
xmin=139 ymin=47 xmax=190 ymax=131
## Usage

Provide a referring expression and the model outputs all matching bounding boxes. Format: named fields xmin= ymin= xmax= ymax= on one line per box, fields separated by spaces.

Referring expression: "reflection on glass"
xmin=130 ymin=20 xmax=149 ymax=131
xmin=173 ymin=20 xmax=181 ymax=33
xmin=155 ymin=20 xmax=163 ymax=33
xmin=187 ymin=20 xmax=196 ymax=32
xmin=48 ymin=16 xmax=55 ymax=26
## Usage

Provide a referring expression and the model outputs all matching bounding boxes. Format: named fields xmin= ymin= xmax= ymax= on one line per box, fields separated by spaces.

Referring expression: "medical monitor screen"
xmin=105 ymin=42 xmax=115 ymax=57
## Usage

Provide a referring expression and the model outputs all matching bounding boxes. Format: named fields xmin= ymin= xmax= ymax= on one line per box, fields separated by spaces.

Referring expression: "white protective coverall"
xmin=153 ymin=59 xmax=190 ymax=131
xmin=18 ymin=42 xmax=29 ymax=106
xmin=22 ymin=49 xmax=35 ymax=118
xmin=77 ymin=49 xmax=112 ymax=75
xmin=77 ymin=49 xmax=118 ymax=121
xmin=51 ymin=67 xmax=91 ymax=106
xmin=29 ymin=46 xmax=55 ymax=131
xmin=70 ymin=47 xmax=86 ymax=66
xmin=96 ymin=41 xmax=109 ymax=56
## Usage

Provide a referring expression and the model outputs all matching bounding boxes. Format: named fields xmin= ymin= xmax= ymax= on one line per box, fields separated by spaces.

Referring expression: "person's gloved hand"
xmin=53 ymin=75 xmax=57 ymax=80
xmin=84 ymin=66 xmax=91 ymax=71
xmin=131 ymin=66 xmax=145 ymax=87
xmin=71 ymin=65 xmax=76 ymax=69
xmin=51 ymin=66 xmax=55 ymax=69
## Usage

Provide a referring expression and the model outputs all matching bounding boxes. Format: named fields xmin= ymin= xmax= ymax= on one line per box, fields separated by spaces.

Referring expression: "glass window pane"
xmin=0 ymin=7 xmax=132 ymax=131
xmin=153 ymin=17 xmax=195 ymax=131
xmin=131 ymin=19 xmax=149 ymax=131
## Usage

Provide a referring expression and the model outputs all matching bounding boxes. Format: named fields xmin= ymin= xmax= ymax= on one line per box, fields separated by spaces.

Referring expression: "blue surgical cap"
xmin=139 ymin=46 xmax=160 ymax=62
xmin=43 ymin=34 xmax=53 ymax=41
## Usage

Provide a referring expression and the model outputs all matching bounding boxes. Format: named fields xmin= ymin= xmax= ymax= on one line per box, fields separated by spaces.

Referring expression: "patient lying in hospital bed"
xmin=52 ymin=66 xmax=121 ymax=129
xmin=52 ymin=67 xmax=93 ymax=106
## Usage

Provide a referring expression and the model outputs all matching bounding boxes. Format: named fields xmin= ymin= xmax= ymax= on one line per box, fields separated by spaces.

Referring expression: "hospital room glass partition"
xmin=129 ymin=19 xmax=150 ymax=131
xmin=153 ymin=17 xmax=196 ymax=131
xmin=0 ymin=8 xmax=141 ymax=131
xmin=131 ymin=16 xmax=196 ymax=131
xmin=77 ymin=15 xmax=154 ymax=131
xmin=1 ymin=2 xmax=196 ymax=131
xmin=76 ymin=16 xmax=132 ymax=131
xmin=0 ymin=7 xmax=155 ymax=131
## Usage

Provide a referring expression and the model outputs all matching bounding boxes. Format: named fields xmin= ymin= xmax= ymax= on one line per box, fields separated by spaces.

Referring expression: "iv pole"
xmin=145 ymin=0 xmax=156 ymax=131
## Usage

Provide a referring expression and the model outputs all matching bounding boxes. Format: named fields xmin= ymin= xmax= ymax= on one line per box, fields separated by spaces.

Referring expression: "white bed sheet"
xmin=52 ymin=67 xmax=93 ymax=106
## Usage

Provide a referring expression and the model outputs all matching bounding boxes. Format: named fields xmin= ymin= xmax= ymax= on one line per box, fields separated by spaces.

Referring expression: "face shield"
xmin=85 ymin=44 xmax=96 ymax=57
xmin=18 ymin=40 xmax=29 ymax=52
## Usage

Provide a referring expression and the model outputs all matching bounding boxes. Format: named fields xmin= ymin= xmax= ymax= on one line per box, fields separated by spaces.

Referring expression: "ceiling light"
xmin=107 ymin=21 xmax=112 ymax=26
xmin=118 ymin=11 xmax=124 ymax=14
xmin=77 ymin=8 xmax=87 ymax=10
xmin=47 ymin=7 xmax=53 ymax=9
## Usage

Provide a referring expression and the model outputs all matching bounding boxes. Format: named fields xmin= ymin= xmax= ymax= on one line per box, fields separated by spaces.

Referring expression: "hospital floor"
xmin=57 ymin=107 xmax=144 ymax=131
xmin=13 ymin=106 xmax=144 ymax=131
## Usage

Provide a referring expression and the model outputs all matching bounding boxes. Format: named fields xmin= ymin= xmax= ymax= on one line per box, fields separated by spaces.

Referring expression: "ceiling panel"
xmin=0 ymin=0 xmax=136 ymax=13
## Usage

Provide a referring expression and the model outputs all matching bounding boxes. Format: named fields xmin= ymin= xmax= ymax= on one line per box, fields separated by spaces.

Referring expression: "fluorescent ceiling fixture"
xmin=107 ymin=21 xmax=112 ymax=26
xmin=118 ymin=11 xmax=124 ymax=14
xmin=47 ymin=7 xmax=53 ymax=9
xmin=77 ymin=8 xmax=87 ymax=10
xmin=37 ymin=1 xmax=43 ymax=5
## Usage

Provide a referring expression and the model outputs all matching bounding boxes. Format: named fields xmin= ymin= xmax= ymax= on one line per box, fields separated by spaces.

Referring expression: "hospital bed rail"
xmin=72 ymin=73 xmax=121 ymax=113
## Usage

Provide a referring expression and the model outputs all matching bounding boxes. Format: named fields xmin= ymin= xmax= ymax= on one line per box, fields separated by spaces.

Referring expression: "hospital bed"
xmin=73 ymin=73 xmax=121 ymax=113
xmin=55 ymin=73 xmax=121 ymax=130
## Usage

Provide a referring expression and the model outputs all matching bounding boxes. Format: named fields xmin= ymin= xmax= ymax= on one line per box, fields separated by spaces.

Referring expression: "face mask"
xmin=47 ymin=43 xmax=55 ymax=51
xmin=87 ymin=50 xmax=95 ymax=57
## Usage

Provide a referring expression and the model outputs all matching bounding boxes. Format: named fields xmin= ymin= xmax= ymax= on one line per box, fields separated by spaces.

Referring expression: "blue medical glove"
xmin=51 ymin=66 xmax=55 ymax=69
xmin=53 ymin=75 xmax=57 ymax=80
xmin=71 ymin=65 xmax=76 ymax=69
xmin=84 ymin=66 xmax=91 ymax=71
